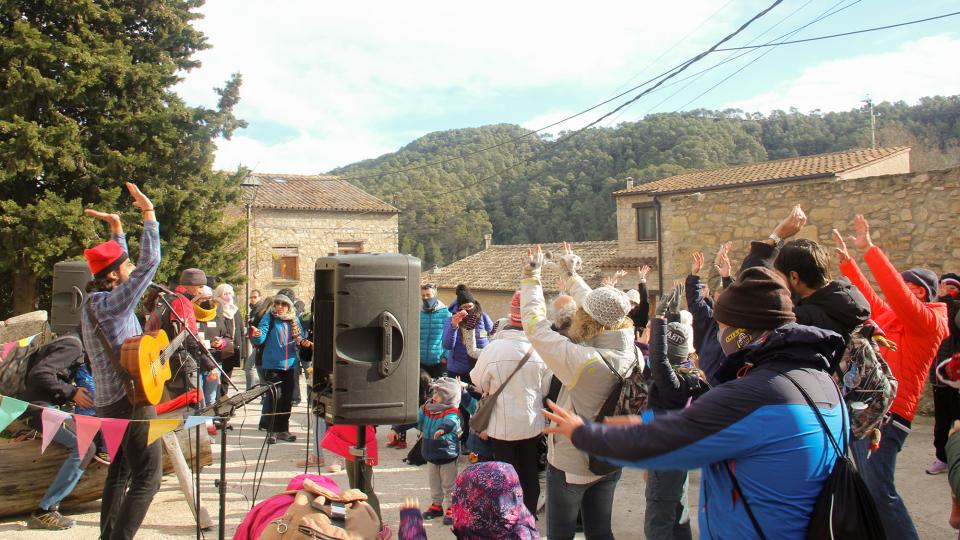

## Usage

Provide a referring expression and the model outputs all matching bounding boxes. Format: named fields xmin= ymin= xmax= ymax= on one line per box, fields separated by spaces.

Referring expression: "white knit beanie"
xmin=626 ymin=289 xmax=641 ymax=305
xmin=582 ymin=287 xmax=631 ymax=327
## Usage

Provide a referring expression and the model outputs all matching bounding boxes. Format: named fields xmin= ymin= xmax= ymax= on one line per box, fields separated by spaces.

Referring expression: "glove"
xmin=521 ymin=246 xmax=545 ymax=278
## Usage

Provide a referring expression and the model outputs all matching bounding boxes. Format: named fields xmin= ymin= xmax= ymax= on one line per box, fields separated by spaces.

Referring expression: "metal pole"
xmin=246 ymin=203 xmax=252 ymax=308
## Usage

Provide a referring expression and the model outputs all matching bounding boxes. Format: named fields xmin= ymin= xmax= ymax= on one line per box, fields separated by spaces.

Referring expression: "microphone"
xmin=148 ymin=282 xmax=177 ymax=295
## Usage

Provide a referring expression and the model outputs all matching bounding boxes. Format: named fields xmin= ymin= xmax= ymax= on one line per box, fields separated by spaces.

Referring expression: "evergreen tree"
xmin=0 ymin=0 xmax=247 ymax=317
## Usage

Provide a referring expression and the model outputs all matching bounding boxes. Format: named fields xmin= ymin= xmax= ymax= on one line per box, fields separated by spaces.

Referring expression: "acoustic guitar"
xmin=120 ymin=329 xmax=188 ymax=406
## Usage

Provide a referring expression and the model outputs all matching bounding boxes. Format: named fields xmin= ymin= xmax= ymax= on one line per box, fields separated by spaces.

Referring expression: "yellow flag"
xmin=146 ymin=419 xmax=181 ymax=446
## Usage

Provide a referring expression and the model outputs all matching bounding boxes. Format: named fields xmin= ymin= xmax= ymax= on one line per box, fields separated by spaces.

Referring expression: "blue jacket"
xmin=420 ymin=302 xmax=452 ymax=366
xmin=417 ymin=405 xmax=461 ymax=464
xmin=685 ymin=274 xmax=730 ymax=384
xmin=571 ymin=324 xmax=846 ymax=540
xmin=256 ymin=313 xmax=303 ymax=371
xmin=441 ymin=301 xmax=493 ymax=374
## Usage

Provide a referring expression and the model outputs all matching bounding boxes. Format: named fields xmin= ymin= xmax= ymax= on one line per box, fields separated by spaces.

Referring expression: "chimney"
xmin=626 ymin=177 xmax=634 ymax=190
xmin=484 ymin=233 xmax=492 ymax=250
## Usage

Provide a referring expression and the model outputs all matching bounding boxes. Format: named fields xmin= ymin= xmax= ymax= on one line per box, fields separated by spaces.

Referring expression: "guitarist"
xmin=80 ymin=182 xmax=162 ymax=540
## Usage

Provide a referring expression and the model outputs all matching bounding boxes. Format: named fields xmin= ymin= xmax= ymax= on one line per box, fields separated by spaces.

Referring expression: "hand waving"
xmin=521 ymin=245 xmax=545 ymax=278
xmin=638 ymin=265 xmax=651 ymax=281
xmin=832 ymin=229 xmax=852 ymax=264
xmin=691 ymin=251 xmax=704 ymax=275
xmin=557 ymin=241 xmax=583 ymax=277
xmin=84 ymin=209 xmax=123 ymax=234
xmin=773 ymin=204 xmax=807 ymax=240
xmin=852 ymin=214 xmax=873 ymax=250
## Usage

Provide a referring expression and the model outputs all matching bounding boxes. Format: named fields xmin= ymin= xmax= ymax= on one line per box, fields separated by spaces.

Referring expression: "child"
xmin=418 ymin=377 xmax=463 ymax=525
xmin=73 ymin=360 xmax=110 ymax=464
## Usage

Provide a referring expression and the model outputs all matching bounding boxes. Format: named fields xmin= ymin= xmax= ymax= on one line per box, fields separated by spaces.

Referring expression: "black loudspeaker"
xmin=313 ymin=253 xmax=421 ymax=425
xmin=51 ymin=261 xmax=92 ymax=336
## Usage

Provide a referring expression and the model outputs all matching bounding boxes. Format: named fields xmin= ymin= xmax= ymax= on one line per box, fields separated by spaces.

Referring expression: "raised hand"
xmin=554 ymin=276 xmax=566 ymax=292
xmin=125 ymin=182 xmax=154 ymax=213
xmin=542 ymin=399 xmax=584 ymax=441
xmin=691 ymin=251 xmax=704 ymax=275
xmin=83 ymin=209 xmax=123 ymax=234
xmin=832 ymin=229 xmax=852 ymax=264
xmin=716 ymin=252 xmax=731 ymax=278
xmin=638 ymin=265 xmax=651 ymax=281
xmin=558 ymin=241 xmax=583 ymax=277
xmin=773 ymin=204 xmax=807 ymax=240
xmin=521 ymin=245 xmax=545 ymax=278
xmin=714 ymin=241 xmax=732 ymax=267
xmin=401 ymin=497 xmax=420 ymax=511
xmin=852 ymin=214 xmax=873 ymax=250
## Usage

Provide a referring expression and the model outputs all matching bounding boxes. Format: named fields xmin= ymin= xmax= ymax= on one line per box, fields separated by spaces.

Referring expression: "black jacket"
xmin=629 ymin=280 xmax=651 ymax=331
xmin=646 ymin=318 xmax=709 ymax=411
xmin=21 ymin=332 xmax=85 ymax=427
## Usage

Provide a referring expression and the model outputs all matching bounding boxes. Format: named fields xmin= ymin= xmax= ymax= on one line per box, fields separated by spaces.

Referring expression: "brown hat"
xmin=714 ymin=267 xmax=795 ymax=330
xmin=179 ymin=268 xmax=207 ymax=286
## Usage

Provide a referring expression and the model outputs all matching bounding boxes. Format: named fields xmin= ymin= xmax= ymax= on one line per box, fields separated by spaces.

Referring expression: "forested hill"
xmin=330 ymin=96 xmax=960 ymax=268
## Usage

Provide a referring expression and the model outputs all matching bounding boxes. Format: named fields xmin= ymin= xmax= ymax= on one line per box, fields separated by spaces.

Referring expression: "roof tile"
xmin=244 ymin=173 xmax=398 ymax=213
xmin=614 ymin=147 xmax=909 ymax=195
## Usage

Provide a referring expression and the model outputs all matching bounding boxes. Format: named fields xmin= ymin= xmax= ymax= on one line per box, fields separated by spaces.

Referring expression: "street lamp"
xmin=240 ymin=173 xmax=261 ymax=309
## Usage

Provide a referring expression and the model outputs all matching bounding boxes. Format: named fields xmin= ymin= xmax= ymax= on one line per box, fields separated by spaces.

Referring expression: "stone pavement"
xmin=0 ymin=375 xmax=954 ymax=539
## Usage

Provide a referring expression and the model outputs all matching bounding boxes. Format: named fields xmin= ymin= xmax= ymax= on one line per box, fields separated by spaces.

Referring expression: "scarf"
xmin=214 ymin=284 xmax=239 ymax=319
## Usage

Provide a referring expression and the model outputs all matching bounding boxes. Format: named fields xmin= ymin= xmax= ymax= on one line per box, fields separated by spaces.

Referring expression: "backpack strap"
xmin=723 ymin=460 xmax=767 ymax=540
xmin=778 ymin=370 xmax=848 ymax=460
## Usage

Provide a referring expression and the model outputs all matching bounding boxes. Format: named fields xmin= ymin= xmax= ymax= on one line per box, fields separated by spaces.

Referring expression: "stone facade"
xmin=249 ymin=208 xmax=398 ymax=304
xmin=616 ymin=165 xmax=960 ymax=292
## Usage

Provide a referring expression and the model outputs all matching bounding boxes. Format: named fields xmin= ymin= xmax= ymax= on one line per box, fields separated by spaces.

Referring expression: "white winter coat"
xmin=470 ymin=328 xmax=552 ymax=441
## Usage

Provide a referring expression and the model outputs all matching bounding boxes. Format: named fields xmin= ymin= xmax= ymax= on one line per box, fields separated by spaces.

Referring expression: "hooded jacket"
xmin=841 ymin=246 xmax=949 ymax=422
xmin=420 ymin=299 xmax=452 ymax=367
xmin=441 ymin=301 xmax=493 ymax=374
xmin=572 ymin=323 xmax=845 ymax=539
xmin=521 ymin=273 xmax=637 ymax=481
xmin=255 ymin=310 xmax=304 ymax=371
xmin=685 ymin=274 xmax=732 ymax=383
xmin=646 ymin=318 xmax=709 ymax=411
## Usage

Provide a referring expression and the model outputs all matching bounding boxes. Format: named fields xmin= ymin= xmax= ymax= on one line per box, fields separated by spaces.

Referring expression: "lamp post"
xmin=240 ymin=173 xmax=261 ymax=309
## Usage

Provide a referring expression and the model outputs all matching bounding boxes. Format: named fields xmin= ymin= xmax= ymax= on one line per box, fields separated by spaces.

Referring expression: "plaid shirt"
xmin=81 ymin=221 xmax=161 ymax=408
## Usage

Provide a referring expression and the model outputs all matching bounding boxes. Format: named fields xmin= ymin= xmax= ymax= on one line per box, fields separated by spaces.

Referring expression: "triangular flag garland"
xmin=146 ymin=419 xmax=181 ymax=446
xmin=183 ymin=415 xmax=215 ymax=431
xmin=74 ymin=415 xmax=103 ymax=458
xmin=100 ymin=418 xmax=130 ymax=461
xmin=40 ymin=408 xmax=71 ymax=454
xmin=0 ymin=396 xmax=29 ymax=433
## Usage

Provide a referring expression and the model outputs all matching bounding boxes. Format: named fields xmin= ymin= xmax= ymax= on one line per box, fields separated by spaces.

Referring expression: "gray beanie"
xmin=431 ymin=377 xmax=462 ymax=409
xmin=582 ymin=287 xmax=631 ymax=327
xmin=665 ymin=321 xmax=694 ymax=365
xmin=179 ymin=268 xmax=207 ymax=286
xmin=272 ymin=294 xmax=294 ymax=308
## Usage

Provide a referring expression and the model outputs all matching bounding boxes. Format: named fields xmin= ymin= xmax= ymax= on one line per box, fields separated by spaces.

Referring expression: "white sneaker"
xmin=927 ymin=459 xmax=948 ymax=475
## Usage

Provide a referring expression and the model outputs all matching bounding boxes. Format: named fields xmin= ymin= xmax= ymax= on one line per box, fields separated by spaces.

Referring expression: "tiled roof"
xmin=244 ymin=173 xmax=398 ymax=213
xmin=423 ymin=241 xmax=656 ymax=293
xmin=613 ymin=147 xmax=909 ymax=196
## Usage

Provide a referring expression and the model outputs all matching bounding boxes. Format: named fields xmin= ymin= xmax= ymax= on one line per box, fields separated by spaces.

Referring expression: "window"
xmin=272 ymin=246 xmax=299 ymax=281
xmin=337 ymin=241 xmax=363 ymax=255
xmin=636 ymin=205 xmax=657 ymax=241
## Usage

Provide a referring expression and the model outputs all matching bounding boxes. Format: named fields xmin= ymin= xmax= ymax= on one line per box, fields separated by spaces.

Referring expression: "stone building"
xmin=425 ymin=241 xmax=653 ymax=319
xmin=243 ymin=173 xmax=398 ymax=305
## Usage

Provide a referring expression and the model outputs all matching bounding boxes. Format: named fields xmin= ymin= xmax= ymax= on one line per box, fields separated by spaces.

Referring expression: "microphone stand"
xmin=154 ymin=290 xmax=240 ymax=539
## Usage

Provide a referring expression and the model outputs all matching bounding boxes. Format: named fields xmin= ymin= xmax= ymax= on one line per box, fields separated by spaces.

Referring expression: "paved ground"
xmin=0 ymin=375 xmax=955 ymax=539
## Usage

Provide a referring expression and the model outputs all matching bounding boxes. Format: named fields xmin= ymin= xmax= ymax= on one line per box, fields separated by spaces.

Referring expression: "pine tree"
xmin=0 ymin=1 xmax=247 ymax=316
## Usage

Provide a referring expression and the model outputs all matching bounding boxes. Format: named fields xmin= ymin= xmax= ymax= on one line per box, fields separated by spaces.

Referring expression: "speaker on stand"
xmin=51 ymin=261 xmax=92 ymax=336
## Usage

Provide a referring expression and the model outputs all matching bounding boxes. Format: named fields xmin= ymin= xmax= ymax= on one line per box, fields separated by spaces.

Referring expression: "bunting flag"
xmin=74 ymin=415 xmax=103 ymax=458
xmin=146 ymin=419 xmax=181 ymax=446
xmin=1 ymin=341 xmax=15 ymax=360
xmin=183 ymin=415 xmax=215 ymax=431
xmin=0 ymin=396 xmax=28 ymax=433
xmin=100 ymin=418 xmax=130 ymax=461
xmin=40 ymin=408 xmax=71 ymax=454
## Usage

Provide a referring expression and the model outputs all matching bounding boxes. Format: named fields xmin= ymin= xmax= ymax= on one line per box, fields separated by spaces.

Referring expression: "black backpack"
xmin=726 ymin=371 xmax=885 ymax=540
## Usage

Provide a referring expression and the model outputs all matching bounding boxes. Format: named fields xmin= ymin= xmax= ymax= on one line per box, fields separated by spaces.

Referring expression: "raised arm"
xmin=835 ymin=222 xmax=891 ymax=322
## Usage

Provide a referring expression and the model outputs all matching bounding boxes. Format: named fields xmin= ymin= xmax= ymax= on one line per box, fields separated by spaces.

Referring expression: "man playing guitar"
xmin=80 ymin=182 xmax=162 ymax=540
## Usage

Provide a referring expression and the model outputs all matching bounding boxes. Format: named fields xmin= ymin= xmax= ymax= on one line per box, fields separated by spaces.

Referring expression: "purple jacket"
xmin=441 ymin=301 xmax=493 ymax=375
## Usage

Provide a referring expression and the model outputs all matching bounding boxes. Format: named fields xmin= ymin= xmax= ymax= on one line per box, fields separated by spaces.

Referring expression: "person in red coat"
xmin=835 ymin=214 xmax=949 ymax=540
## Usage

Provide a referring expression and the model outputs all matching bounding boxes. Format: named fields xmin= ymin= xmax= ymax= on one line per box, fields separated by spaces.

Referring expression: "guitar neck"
xmin=159 ymin=331 xmax=190 ymax=364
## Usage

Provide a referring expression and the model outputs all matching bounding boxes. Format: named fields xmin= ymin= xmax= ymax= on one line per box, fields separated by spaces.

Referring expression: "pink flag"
xmin=100 ymin=418 xmax=130 ymax=461
xmin=40 ymin=408 xmax=71 ymax=454
xmin=74 ymin=415 xmax=102 ymax=458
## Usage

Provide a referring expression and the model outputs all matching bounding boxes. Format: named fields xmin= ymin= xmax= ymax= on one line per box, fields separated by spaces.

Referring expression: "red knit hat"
xmin=510 ymin=290 xmax=522 ymax=328
xmin=84 ymin=240 xmax=128 ymax=278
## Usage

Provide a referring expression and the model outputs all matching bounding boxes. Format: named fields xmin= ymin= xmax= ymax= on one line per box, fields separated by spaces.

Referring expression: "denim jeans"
xmin=243 ymin=348 xmax=260 ymax=391
xmin=97 ymin=399 xmax=162 ymax=540
xmin=201 ymin=371 xmax=218 ymax=407
xmin=39 ymin=424 xmax=94 ymax=510
xmin=644 ymin=469 xmax=693 ymax=540
xmin=312 ymin=413 xmax=326 ymax=459
xmin=291 ymin=359 xmax=303 ymax=404
xmin=851 ymin=419 xmax=918 ymax=540
xmin=546 ymin=464 xmax=621 ymax=540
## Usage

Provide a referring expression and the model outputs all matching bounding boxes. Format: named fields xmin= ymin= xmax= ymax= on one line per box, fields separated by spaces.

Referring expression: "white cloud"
xmin=727 ymin=34 xmax=960 ymax=114
xmin=176 ymin=0 xmax=741 ymax=171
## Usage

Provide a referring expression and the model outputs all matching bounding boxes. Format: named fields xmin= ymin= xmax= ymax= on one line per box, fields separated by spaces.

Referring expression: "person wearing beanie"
xmin=836 ymin=214 xmax=949 ymax=539
xmin=687 ymin=248 xmax=735 ymax=384
xmin=469 ymin=289 xmax=551 ymax=515
xmin=442 ymin=284 xmax=494 ymax=381
xmin=928 ymin=274 xmax=960 ymax=475
xmin=80 ymin=183 xmax=165 ymax=539
xmin=643 ymin=285 xmax=710 ymax=540
xmin=252 ymin=293 xmax=311 ymax=443
xmin=543 ymin=245 xmax=848 ymax=539
xmin=417 ymin=377 xmax=466 ymax=525
xmin=520 ymin=243 xmax=640 ymax=539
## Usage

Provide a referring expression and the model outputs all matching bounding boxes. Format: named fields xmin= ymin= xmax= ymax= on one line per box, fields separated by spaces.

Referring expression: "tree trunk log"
xmin=12 ymin=270 xmax=39 ymax=317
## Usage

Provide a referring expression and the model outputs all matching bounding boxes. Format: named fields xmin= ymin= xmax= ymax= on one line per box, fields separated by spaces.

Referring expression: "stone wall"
xmin=655 ymin=166 xmax=960 ymax=287
xmin=248 ymin=209 xmax=398 ymax=304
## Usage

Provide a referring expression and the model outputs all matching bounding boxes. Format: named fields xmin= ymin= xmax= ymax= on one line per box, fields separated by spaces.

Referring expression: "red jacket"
xmin=841 ymin=246 xmax=948 ymax=422
xmin=322 ymin=425 xmax=379 ymax=466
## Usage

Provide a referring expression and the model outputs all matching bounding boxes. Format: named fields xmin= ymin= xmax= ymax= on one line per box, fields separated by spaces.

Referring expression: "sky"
xmin=174 ymin=0 xmax=960 ymax=174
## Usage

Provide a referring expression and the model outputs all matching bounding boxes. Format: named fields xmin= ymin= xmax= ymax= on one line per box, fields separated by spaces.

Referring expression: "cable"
xmin=716 ymin=10 xmax=960 ymax=51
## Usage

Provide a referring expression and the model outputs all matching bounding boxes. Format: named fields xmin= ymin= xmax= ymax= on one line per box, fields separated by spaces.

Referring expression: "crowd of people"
xmin=18 ymin=190 xmax=960 ymax=539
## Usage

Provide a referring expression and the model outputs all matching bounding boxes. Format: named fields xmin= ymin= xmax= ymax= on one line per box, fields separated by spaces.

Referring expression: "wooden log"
xmin=0 ymin=427 xmax=212 ymax=518
xmin=162 ymin=431 xmax=213 ymax=529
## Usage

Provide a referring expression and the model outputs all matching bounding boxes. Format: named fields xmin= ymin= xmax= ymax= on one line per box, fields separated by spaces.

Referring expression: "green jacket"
xmin=947 ymin=429 xmax=960 ymax=498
